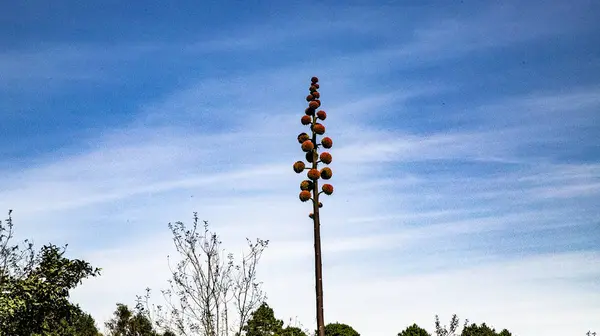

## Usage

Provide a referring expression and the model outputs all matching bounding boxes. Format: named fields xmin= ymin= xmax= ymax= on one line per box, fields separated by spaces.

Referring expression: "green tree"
xmin=461 ymin=322 xmax=512 ymax=336
xmin=239 ymin=302 xmax=310 ymax=336
xmin=497 ymin=330 xmax=512 ymax=336
xmin=52 ymin=304 xmax=103 ymax=336
xmin=105 ymin=303 xmax=170 ymax=336
xmin=281 ymin=326 xmax=308 ymax=336
xmin=0 ymin=210 xmax=101 ymax=335
xmin=322 ymin=322 xmax=359 ymax=336
xmin=0 ymin=244 xmax=100 ymax=334
xmin=398 ymin=323 xmax=431 ymax=336
xmin=241 ymin=302 xmax=284 ymax=336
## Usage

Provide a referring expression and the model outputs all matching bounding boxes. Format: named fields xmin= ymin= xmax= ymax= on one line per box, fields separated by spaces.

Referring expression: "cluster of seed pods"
xmin=293 ymin=77 xmax=334 ymax=216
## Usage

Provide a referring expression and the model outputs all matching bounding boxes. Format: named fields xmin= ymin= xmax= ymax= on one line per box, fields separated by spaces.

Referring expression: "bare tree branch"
xmin=138 ymin=213 xmax=268 ymax=336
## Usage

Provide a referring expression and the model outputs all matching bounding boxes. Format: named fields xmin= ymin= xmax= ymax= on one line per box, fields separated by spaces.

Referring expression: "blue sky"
xmin=1 ymin=1 xmax=599 ymax=335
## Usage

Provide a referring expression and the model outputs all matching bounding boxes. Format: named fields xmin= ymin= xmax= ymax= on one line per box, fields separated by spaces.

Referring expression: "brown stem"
xmin=312 ymin=120 xmax=326 ymax=336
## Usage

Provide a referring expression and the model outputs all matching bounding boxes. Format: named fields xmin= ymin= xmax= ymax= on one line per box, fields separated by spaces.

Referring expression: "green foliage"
xmin=432 ymin=314 xmax=513 ymax=336
xmin=105 ymin=303 xmax=169 ymax=336
xmin=323 ymin=322 xmax=360 ymax=336
xmin=0 ymin=211 xmax=101 ymax=335
xmin=398 ymin=323 xmax=431 ymax=336
xmin=281 ymin=326 xmax=308 ymax=336
xmin=239 ymin=302 xmax=310 ymax=336
xmin=241 ymin=302 xmax=284 ymax=336
xmin=48 ymin=305 xmax=102 ymax=336
xmin=462 ymin=322 xmax=512 ymax=336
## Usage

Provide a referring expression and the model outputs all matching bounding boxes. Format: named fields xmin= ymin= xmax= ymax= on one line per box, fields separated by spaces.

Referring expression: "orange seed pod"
xmin=299 ymin=190 xmax=311 ymax=202
xmin=306 ymin=151 xmax=318 ymax=163
xmin=320 ymin=167 xmax=333 ymax=180
xmin=297 ymin=132 xmax=310 ymax=143
xmin=307 ymin=169 xmax=321 ymax=180
xmin=316 ymin=110 xmax=327 ymax=120
xmin=293 ymin=161 xmax=306 ymax=173
xmin=320 ymin=152 xmax=332 ymax=164
xmin=301 ymin=115 xmax=312 ymax=125
xmin=321 ymin=137 xmax=333 ymax=148
xmin=301 ymin=140 xmax=314 ymax=152
xmin=300 ymin=180 xmax=314 ymax=191
xmin=312 ymin=123 xmax=325 ymax=135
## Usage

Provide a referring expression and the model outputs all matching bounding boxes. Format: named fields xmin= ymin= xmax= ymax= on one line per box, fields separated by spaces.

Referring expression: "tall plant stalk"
xmin=293 ymin=76 xmax=334 ymax=336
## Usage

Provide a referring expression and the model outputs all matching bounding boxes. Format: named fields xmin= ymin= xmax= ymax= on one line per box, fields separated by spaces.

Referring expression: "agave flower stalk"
xmin=292 ymin=76 xmax=333 ymax=336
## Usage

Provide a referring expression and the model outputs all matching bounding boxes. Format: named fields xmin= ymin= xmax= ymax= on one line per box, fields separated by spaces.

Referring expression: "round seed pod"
xmin=300 ymin=180 xmax=314 ymax=191
xmin=311 ymin=76 xmax=319 ymax=83
xmin=305 ymin=151 xmax=318 ymax=163
xmin=301 ymin=115 xmax=312 ymax=125
xmin=309 ymin=85 xmax=318 ymax=93
xmin=321 ymin=137 xmax=333 ymax=148
xmin=313 ymin=83 xmax=320 ymax=89
xmin=318 ymin=202 xmax=323 ymax=208
xmin=309 ymin=213 xmax=314 ymax=219
xmin=312 ymin=123 xmax=325 ymax=135
xmin=307 ymin=169 xmax=321 ymax=180
xmin=293 ymin=161 xmax=305 ymax=173
xmin=320 ymin=167 xmax=333 ymax=180
xmin=305 ymin=107 xmax=315 ymax=116
xmin=299 ymin=190 xmax=311 ymax=202
xmin=322 ymin=184 xmax=334 ymax=195
xmin=297 ymin=132 xmax=310 ymax=144
xmin=306 ymin=94 xmax=314 ymax=102
xmin=301 ymin=140 xmax=314 ymax=152
xmin=312 ymin=91 xmax=320 ymax=99
xmin=316 ymin=110 xmax=327 ymax=120
xmin=320 ymin=152 xmax=332 ymax=164
xmin=308 ymin=101 xmax=319 ymax=109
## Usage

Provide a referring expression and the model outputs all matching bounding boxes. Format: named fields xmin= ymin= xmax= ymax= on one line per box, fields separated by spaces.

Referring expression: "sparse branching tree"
xmin=0 ymin=210 xmax=35 ymax=285
xmin=434 ymin=314 xmax=468 ymax=336
xmin=137 ymin=213 xmax=268 ymax=336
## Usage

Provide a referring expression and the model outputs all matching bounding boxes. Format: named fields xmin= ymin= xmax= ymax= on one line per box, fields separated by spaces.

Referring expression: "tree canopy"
xmin=242 ymin=302 xmax=285 ymax=336
xmin=461 ymin=322 xmax=513 ymax=336
xmin=323 ymin=322 xmax=360 ymax=336
xmin=0 ymin=211 xmax=101 ymax=335
xmin=105 ymin=303 xmax=174 ymax=336
xmin=398 ymin=323 xmax=431 ymax=336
